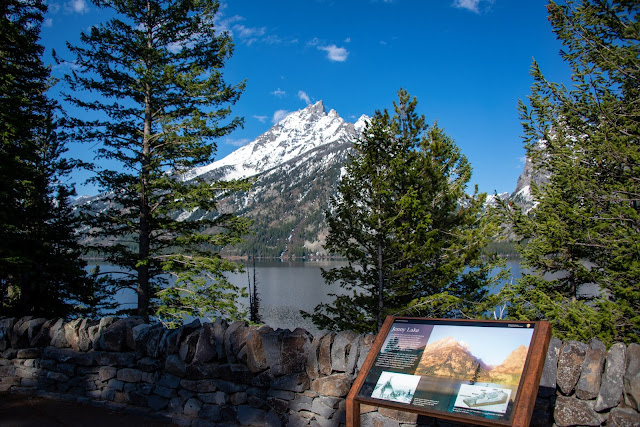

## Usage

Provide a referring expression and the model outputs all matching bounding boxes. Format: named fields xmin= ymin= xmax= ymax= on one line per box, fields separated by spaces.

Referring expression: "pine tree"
xmin=58 ymin=0 xmax=250 ymax=325
xmin=0 ymin=0 xmax=106 ymax=318
xmin=305 ymin=90 xmax=505 ymax=333
xmin=499 ymin=0 xmax=640 ymax=344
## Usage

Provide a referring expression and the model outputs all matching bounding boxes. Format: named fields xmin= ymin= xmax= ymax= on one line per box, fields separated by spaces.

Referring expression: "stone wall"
xmin=0 ymin=316 xmax=638 ymax=427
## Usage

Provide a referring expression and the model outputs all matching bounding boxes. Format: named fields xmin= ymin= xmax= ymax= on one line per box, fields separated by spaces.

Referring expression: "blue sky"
xmin=40 ymin=0 xmax=572 ymax=196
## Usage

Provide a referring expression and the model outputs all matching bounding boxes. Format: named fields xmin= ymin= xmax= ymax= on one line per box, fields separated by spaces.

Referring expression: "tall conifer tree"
xmin=500 ymin=0 xmax=640 ymax=344
xmin=0 ymin=0 xmax=104 ymax=317
xmin=59 ymin=0 xmax=250 ymax=325
xmin=306 ymin=90 xmax=504 ymax=333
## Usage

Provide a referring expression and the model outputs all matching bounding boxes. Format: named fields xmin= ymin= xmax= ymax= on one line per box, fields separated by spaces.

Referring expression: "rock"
xmin=16 ymin=348 xmax=41 ymax=359
xmin=148 ymin=395 xmax=169 ymax=411
xmin=331 ymin=330 xmax=358 ymax=373
xmin=63 ymin=318 xmax=83 ymax=351
xmin=311 ymin=373 xmax=351 ymax=397
xmin=378 ymin=407 xmax=418 ymax=423
xmin=42 ymin=346 xmax=94 ymax=365
xmin=306 ymin=333 xmax=323 ymax=380
xmin=179 ymin=379 xmax=218 ymax=393
xmin=30 ymin=318 xmax=58 ymax=347
xmin=245 ymin=326 xmax=272 ymax=373
xmin=262 ymin=328 xmax=311 ymax=376
xmin=93 ymin=351 xmax=135 ymax=367
xmin=176 ymin=319 xmax=201 ymax=345
xmin=318 ymin=332 xmax=334 ymax=375
xmin=538 ymin=337 xmax=561 ymax=397
xmin=576 ymin=338 xmax=606 ymax=400
xmin=212 ymin=318 xmax=227 ymax=360
xmin=117 ymin=368 xmax=143 ymax=383
xmin=554 ymin=396 xmax=603 ymax=426
xmin=179 ymin=329 xmax=200 ymax=363
xmin=265 ymin=409 xmax=284 ymax=427
xmin=135 ymin=323 xmax=165 ymax=359
xmin=595 ymin=342 xmax=626 ymax=411
xmin=236 ymin=405 xmax=266 ymax=426
xmin=607 ymin=406 xmax=640 ymax=427
xmin=99 ymin=366 xmax=117 ymax=381
xmin=137 ymin=356 xmax=162 ymax=372
xmin=161 ymin=329 xmax=179 ymax=356
xmin=96 ymin=318 xmax=143 ymax=352
xmin=271 ymin=372 xmax=310 ymax=393
xmin=199 ymin=403 xmax=223 ymax=421
xmin=49 ymin=319 xmax=70 ymax=348
xmin=10 ymin=317 xmax=33 ymax=348
xmin=131 ymin=323 xmax=150 ymax=342
xmin=311 ymin=397 xmax=338 ymax=419
xmin=224 ymin=321 xmax=250 ymax=363
xmin=624 ymin=342 xmax=640 ymax=411
xmin=557 ymin=340 xmax=588 ymax=395
xmin=183 ymin=397 xmax=202 ymax=417
xmin=193 ymin=322 xmax=219 ymax=364
xmin=77 ymin=318 xmax=98 ymax=351
xmin=165 ymin=354 xmax=187 ymax=377
xmin=0 ymin=318 xmax=15 ymax=351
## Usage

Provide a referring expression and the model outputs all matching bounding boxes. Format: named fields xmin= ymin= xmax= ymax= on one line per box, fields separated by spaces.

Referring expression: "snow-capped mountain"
xmin=509 ymin=142 xmax=550 ymax=213
xmin=182 ymin=101 xmax=368 ymax=183
xmin=183 ymin=101 xmax=368 ymax=258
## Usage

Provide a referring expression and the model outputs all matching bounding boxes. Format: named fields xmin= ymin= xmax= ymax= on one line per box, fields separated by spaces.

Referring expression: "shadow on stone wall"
xmin=0 ymin=316 xmax=639 ymax=426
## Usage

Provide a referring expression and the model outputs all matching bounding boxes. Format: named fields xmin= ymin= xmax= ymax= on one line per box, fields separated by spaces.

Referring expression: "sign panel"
xmin=347 ymin=317 xmax=551 ymax=427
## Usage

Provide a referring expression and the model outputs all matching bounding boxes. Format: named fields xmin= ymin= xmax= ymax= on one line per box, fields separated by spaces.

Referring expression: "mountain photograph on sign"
xmin=414 ymin=325 xmax=533 ymax=386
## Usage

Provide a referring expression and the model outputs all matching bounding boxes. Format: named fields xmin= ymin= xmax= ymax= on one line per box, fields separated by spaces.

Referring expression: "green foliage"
xmin=304 ymin=89 xmax=506 ymax=333
xmin=59 ymin=0 xmax=250 ymax=323
xmin=0 ymin=0 xmax=109 ymax=318
xmin=498 ymin=0 xmax=640 ymax=345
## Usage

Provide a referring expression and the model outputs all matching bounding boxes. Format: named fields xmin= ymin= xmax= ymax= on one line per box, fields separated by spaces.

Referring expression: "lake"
xmin=108 ymin=259 xmax=525 ymax=333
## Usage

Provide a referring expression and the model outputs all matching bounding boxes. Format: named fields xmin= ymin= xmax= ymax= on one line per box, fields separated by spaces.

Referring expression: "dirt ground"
xmin=0 ymin=393 xmax=177 ymax=427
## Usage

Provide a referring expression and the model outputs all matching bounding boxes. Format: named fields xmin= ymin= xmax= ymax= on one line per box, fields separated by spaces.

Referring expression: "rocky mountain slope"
xmin=76 ymin=101 xmax=543 ymax=258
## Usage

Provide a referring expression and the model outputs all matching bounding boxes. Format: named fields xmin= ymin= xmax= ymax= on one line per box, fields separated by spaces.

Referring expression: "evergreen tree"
xmin=305 ymin=90 xmax=505 ymax=333
xmin=58 ymin=0 xmax=250 ymax=325
xmin=499 ymin=0 xmax=640 ymax=344
xmin=0 ymin=0 xmax=106 ymax=318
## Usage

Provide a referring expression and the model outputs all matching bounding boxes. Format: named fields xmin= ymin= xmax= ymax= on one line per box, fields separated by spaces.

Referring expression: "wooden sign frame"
xmin=347 ymin=316 xmax=551 ymax=427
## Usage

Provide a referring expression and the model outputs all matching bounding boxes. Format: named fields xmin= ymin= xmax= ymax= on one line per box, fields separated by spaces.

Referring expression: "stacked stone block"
xmin=1 ymin=315 xmax=639 ymax=426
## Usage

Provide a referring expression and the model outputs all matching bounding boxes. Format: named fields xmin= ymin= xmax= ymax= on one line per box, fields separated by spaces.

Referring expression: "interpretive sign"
xmin=346 ymin=317 xmax=551 ymax=427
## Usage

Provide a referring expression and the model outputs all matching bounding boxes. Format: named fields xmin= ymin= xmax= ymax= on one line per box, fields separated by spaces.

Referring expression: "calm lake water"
xmin=105 ymin=260 xmax=525 ymax=332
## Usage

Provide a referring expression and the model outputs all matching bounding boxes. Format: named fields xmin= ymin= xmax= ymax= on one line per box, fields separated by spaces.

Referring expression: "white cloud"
xmin=272 ymin=109 xmax=291 ymax=124
xmin=66 ymin=0 xmax=88 ymax=14
xmin=233 ymin=24 xmax=266 ymax=45
xmin=298 ymin=90 xmax=312 ymax=105
xmin=44 ymin=18 xmax=53 ymax=27
xmin=253 ymin=115 xmax=268 ymax=123
xmin=318 ymin=44 xmax=349 ymax=62
xmin=452 ymin=0 xmax=494 ymax=14
xmin=271 ymin=88 xmax=286 ymax=97
xmin=344 ymin=37 xmax=351 ymax=43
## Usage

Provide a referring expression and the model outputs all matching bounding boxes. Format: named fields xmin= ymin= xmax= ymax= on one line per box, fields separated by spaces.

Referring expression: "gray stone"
xmin=136 ymin=356 xmax=161 ymax=372
xmin=224 ymin=321 xmax=250 ymax=363
xmin=96 ymin=318 xmax=143 ymax=352
xmin=184 ymin=397 xmax=203 ymax=417
xmin=168 ymin=397 xmax=184 ymax=414
xmin=557 ymin=340 xmax=588 ymax=395
xmin=595 ymin=342 xmax=626 ymax=411
xmin=607 ymin=406 xmax=640 ymax=427
xmin=212 ymin=318 xmax=227 ymax=360
xmin=265 ymin=410 xmax=283 ymax=427
xmin=98 ymin=366 xmax=117 ymax=382
xmin=153 ymin=385 xmax=175 ymax=398
xmin=318 ymin=332 xmax=334 ymax=376
xmin=16 ymin=348 xmax=41 ymax=359
xmin=30 ymin=318 xmax=57 ymax=347
xmin=42 ymin=346 xmax=94 ymax=365
xmin=101 ymin=387 xmax=116 ymax=401
xmin=230 ymin=391 xmax=248 ymax=405
xmin=117 ymin=368 xmax=142 ymax=383
xmin=271 ymin=372 xmax=310 ymax=393
xmin=49 ymin=319 xmax=70 ymax=348
xmin=311 ymin=373 xmax=351 ymax=397
xmin=77 ymin=318 xmax=98 ymax=351
xmin=147 ymin=394 xmax=169 ymax=411
xmin=576 ymin=337 xmax=606 ymax=400
xmin=213 ymin=379 xmax=247 ymax=394
xmin=45 ymin=371 xmax=69 ymax=382
xmin=94 ymin=351 xmax=135 ymax=367
xmin=538 ymin=337 xmax=561 ymax=397
xmin=199 ymin=404 xmax=222 ymax=421
xmin=310 ymin=415 xmax=334 ymax=427
xmin=107 ymin=379 xmax=124 ymax=391
xmin=63 ymin=318 xmax=83 ymax=351
xmin=288 ymin=394 xmax=313 ymax=412
xmin=161 ymin=329 xmax=179 ymax=356
xmin=236 ymin=405 xmax=266 ymax=426
xmin=180 ymin=379 xmax=218 ymax=393
xmin=624 ymin=342 xmax=640 ymax=411
xmin=176 ymin=318 xmax=201 ymax=345
xmin=356 ymin=334 xmax=375 ymax=373
xmin=193 ymin=322 xmax=219 ymax=364
xmin=165 ymin=354 xmax=187 ymax=377
xmin=198 ymin=391 xmax=226 ymax=405
xmin=135 ymin=323 xmax=165 ymax=359
xmin=262 ymin=328 xmax=311 ymax=377
xmin=246 ymin=326 xmax=272 ymax=373
xmin=267 ymin=389 xmax=295 ymax=400
xmin=554 ymin=396 xmax=604 ymax=426
xmin=331 ymin=330 xmax=358 ymax=373
xmin=158 ymin=373 xmax=181 ymax=389
xmin=311 ymin=397 xmax=337 ymax=419
xmin=361 ymin=412 xmax=400 ymax=427
xmin=179 ymin=329 xmax=200 ymax=364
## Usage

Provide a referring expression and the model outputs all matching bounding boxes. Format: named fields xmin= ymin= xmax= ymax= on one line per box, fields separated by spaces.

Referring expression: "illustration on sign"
xmin=357 ymin=319 xmax=535 ymax=422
